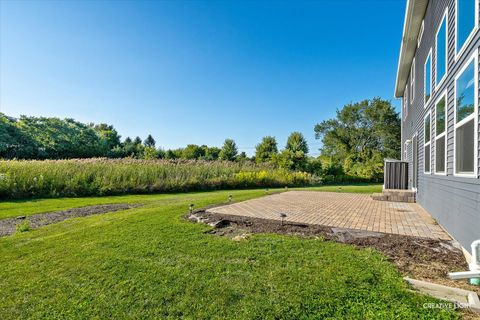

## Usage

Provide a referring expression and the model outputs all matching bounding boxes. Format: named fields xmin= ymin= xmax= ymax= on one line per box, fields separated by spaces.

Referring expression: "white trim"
xmin=424 ymin=49 xmax=432 ymax=108
xmin=453 ymin=49 xmax=478 ymax=178
xmin=455 ymin=0 xmax=479 ymax=60
xmin=411 ymin=57 xmax=415 ymax=104
xmin=418 ymin=20 xmax=424 ymax=48
xmin=434 ymin=90 xmax=448 ymax=175
xmin=412 ymin=131 xmax=419 ymax=192
xmin=424 ymin=110 xmax=432 ymax=174
xmin=435 ymin=8 xmax=448 ymax=88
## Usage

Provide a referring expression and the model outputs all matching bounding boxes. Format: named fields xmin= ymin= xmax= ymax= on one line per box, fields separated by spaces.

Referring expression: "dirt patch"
xmin=188 ymin=210 xmax=479 ymax=296
xmin=0 ymin=204 xmax=142 ymax=237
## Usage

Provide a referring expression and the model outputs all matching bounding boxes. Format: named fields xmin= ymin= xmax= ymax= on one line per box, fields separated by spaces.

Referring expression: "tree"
xmin=143 ymin=147 xmax=158 ymax=160
xmin=236 ymin=151 xmax=249 ymax=163
xmin=204 ymin=146 xmax=221 ymax=161
xmin=306 ymin=157 xmax=323 ymax=176
xmin=283 ymin=132 xmax=309 ymax=170
xmin=130 ymin=136 xmax=144 ymax=158
xmin=255 ymin=136 xmax=278 ymax=163
xmin=286 ymin=132 xmax=309 ymax=154
xmin=219 ymin=139 xmax=238 ymax=161
xmin=0 ymin=113 xmax=37 ymax=159
xmin=144 ymin=134 xmax=156 ymax=148
xmin=182 ymin=144 xmax=204 ymax=159
xmin=122 ymin=137 xmax=136 ymax=157
xmin=314 ymin=98 xmax=400 ymax=180
xmin=13 ymin=116 xmax=104 ymax=159
xmin=133 ymin=136 xmax=142 ymax=145
xmin=165 ymin=148 xmax=183 ymax=159
xmin=93 ymin=123 xmax=121 ymax=152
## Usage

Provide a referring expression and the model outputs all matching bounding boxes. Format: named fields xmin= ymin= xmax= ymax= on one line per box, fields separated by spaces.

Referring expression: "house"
xmin=395 ymin=0 xmax=479 ymax=258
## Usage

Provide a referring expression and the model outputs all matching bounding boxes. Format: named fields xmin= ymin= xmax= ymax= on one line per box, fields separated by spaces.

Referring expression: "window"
xmin=454 ymin=51 xmax=478 ymax=177
xmin=435 ymin=93 xmax=447 ymax=174
xmin=424 ymin=50 xmax=432 ymax=105
xmin=456 ymin=0 xmax=478 ymax=56
xmin=418 ymin=20 xmax=424 ymax=48
xmin=411 ymin=58 xmax=415 ymax=103
xmin=424 ymin=112 xmax=432 ymax=174
xmin=436 ymin=11 xmax=448 ymax=86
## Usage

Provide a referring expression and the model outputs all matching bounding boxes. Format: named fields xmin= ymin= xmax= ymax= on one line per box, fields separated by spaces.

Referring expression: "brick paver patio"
xmin=206 ymin=191 xmax=449 ymax=240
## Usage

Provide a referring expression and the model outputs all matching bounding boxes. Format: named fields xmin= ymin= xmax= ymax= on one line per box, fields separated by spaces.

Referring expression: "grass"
xmin=0 ymin=184 xmax=382 ymax=220
xmin=296 ymin=183 xmax=382 ymax=194
xmin=0 ymin=158 xmax=314 ymax=199
xmin=0 ymin=188 xmax=457 ymax=319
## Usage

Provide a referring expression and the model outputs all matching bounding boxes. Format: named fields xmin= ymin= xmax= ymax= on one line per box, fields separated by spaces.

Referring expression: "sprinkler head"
xmin=228 ymin=194 xmax=232 ymax=202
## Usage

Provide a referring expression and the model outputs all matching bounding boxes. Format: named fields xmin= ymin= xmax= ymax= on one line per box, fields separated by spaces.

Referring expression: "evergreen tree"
xmin=255 ymin=136 xmax=278 ymax=163
xmin=219 ymin=139 xmax=238 ymax=161
xmin=144 ymin=134 xmax=156 ymax=148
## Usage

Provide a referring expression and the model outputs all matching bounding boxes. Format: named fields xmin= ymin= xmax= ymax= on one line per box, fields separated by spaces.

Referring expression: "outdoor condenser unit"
xmin=384 ymin=159 xmax=409 ymax=190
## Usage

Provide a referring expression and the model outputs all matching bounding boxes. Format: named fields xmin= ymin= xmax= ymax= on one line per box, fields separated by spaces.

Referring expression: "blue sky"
xmin=0 ymin=0 xmax=405 ymax=156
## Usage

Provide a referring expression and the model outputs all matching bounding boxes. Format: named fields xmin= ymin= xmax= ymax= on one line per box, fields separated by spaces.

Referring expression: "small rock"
xmin=210 ymin=219 xmax=231 ymax=228
xmin=232 ymin=233 xmax=250 ymax=241
xmin=15 ymin=216 xmax=26 ymax=220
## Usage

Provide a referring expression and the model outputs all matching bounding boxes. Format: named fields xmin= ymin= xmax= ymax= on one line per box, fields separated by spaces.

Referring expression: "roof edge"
xmin=394 ymin=0 xmax=429 ymax=98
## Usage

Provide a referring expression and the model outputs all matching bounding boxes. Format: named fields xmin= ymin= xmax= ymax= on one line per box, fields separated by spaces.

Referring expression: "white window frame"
xmin=424 ymin=110 xmax=432 ymax=174
xmin=455 ymin=0 xmax=479 ymax=60
xmin=418 ymin=20 xmax=424 ymax=48
xmin=435 ymin=9 xmax=448 ymax=88
xmin=404 ymin=141 xmax=408 ymax=161
xmin=411 ymin=58 xmax=415 ymax=103
xmin=424 ymin=49 xmax=432 ymax=108
xmin=404 ymin=85 xmax=409 ymax=120
xmin=412 ymin=131 xmax=419 ymax=192
xmin=453 ymin=49 xmax=478 ymax=178
xmin=434 ymin=90 xmax=448 ymax=175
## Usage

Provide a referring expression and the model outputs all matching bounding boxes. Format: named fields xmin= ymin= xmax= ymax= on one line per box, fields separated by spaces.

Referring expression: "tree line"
xmin=0 ymin=98 xmax=400 ymax=181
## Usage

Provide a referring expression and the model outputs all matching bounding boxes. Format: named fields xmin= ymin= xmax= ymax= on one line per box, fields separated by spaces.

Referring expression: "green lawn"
xmin=0 ymin=184 xmax=382 ymax=220
xmin=0 ymin=186 xmax=457 ymax=319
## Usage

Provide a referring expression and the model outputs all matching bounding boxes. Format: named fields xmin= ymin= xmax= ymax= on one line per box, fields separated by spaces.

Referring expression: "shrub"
xmin=16 ymin=220 xmax=31 ymax=233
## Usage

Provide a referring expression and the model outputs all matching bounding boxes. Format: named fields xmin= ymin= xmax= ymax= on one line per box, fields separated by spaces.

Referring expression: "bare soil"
xmin=0 ymin=204 xmax=142 ymax=237
xmin=188 ymin=210 xmax=480 ymax=297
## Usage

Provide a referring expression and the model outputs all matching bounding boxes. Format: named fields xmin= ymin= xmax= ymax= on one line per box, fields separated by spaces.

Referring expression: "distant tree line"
xmin=0 ymin=98 xmax=400 ymax=181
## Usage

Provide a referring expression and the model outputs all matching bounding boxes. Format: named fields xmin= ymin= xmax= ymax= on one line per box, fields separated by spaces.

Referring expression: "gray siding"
xmin=401 ymin=0 xmax=480 ymax=250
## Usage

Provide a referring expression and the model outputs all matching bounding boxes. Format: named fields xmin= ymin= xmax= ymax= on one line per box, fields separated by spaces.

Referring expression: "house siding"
xmin=401 ymin=0 xmax=480 ymax=250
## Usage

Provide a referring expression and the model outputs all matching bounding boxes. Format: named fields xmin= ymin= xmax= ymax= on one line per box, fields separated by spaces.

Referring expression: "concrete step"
xmin=371 ymin=190 xmax=416 ymax=203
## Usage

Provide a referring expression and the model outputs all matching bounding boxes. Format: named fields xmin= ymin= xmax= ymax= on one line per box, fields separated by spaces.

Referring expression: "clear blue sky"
xmin=0 ymin=0 xmax=405 ymax=156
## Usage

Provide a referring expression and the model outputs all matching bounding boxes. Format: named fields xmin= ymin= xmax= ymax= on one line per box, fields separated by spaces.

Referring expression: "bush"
xmin=16 ymin=220 xmax=31 ymax=233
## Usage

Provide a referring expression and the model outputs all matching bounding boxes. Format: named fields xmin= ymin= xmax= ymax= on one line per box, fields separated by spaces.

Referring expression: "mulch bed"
xmin=0 ymin=204 xmax=142 ymax=237
xmin=188 ymin=210 xmax=479 ymax=295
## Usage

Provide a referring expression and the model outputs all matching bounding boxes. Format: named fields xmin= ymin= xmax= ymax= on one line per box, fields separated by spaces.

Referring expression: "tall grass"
xmin=0 ymin=158 xmax=316 ymax=199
